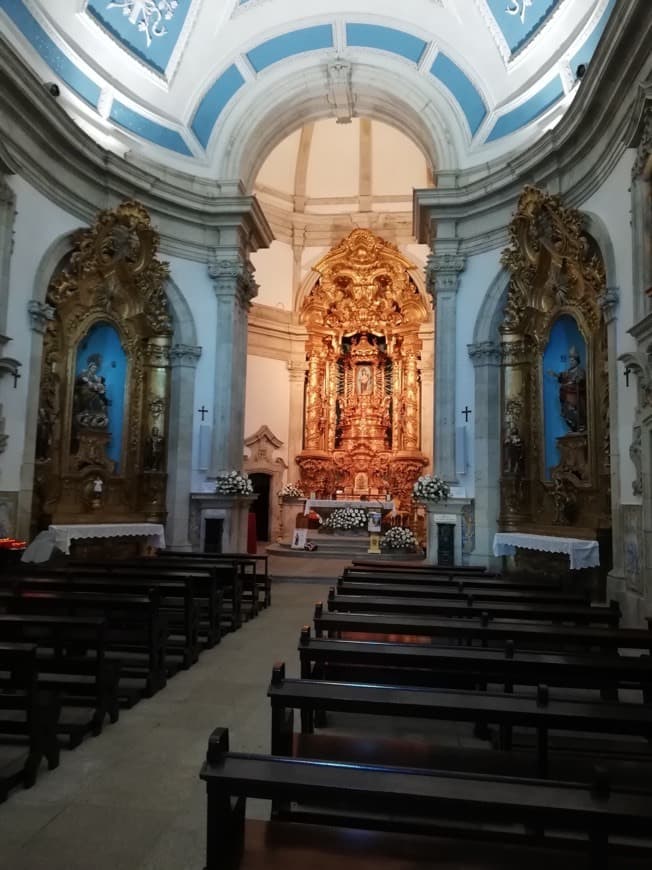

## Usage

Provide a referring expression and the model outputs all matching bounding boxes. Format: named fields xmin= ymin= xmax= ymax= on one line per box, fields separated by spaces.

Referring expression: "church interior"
xmin=1 ymin=0 xmax=652 ymax=867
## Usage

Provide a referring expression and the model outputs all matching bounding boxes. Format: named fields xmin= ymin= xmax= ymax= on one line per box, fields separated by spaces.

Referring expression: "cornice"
xmin=0 ymin=34 xmax=273 ymax=261
xmin=414 ymin=1 xmax=652 ymax=249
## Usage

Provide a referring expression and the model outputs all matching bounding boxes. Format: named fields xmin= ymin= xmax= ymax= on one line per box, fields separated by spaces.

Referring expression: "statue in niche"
xmin=144 ymin=426 xmax=165 ymax=472
xmin=74 ymin=353 xmax=109 ymax=429
xmin=503 ymin=425 xmax=525 ymax=476
xmin=356 ymin=365 xmax=373 ymax=395
xmin=547 ymin=345 xmax=587 ymax=432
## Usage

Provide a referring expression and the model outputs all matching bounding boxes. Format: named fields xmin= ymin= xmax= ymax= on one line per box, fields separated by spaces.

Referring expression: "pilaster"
xmin=167 ymin=343 xmax=201 ymax=549
xmin=426 ymin=250 xmax=466 ymax=481
xmin=208 ymin=248 xmax=259 ymax=476
xmin=287 ymin=358 xmax=308 ymax=481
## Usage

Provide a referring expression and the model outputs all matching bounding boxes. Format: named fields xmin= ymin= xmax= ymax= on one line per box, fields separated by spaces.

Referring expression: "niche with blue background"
xmin=542 ymin=314 xmax=587 ymax=479
xmin=74 ymin=322 xmax=127 ymax=469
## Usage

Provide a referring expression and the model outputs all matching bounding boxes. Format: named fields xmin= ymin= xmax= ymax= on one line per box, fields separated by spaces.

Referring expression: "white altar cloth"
xmin=492 ymin=532 xmax=599 ymax=571
xmin=304 ymin=499 xmax=394 ymax=515
xmin=49 ymin=523 xmax=166 ymax=555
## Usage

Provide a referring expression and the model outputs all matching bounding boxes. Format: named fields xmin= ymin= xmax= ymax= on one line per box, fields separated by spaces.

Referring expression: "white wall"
xmin=1 ymin=175 xmax=81 ymax=492
xmin=580 ymin=148 xmax=638 ymax=504
xmin=251 ymin=240 xmax=294 ymax=310
xmin=244 ymin=355 xmax=290 ymax=468
xmin=456 ymin=248 xmax=503 ymax=497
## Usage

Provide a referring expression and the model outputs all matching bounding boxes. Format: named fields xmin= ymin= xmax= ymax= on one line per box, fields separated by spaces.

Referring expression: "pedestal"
xmin=278 ymin=497 xmax=307 ymax=545
xmin=189 ymin=494 xmax=258 ymax=552
xmin=424 ymin=498 xmax=472 ymax=566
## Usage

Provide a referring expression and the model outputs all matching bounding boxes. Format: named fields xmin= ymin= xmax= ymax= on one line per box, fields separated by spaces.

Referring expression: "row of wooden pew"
xmin=0 ymin=549 xmax=270 ymax=802
xmin=201 ymin=560 xmax=652 ymax=870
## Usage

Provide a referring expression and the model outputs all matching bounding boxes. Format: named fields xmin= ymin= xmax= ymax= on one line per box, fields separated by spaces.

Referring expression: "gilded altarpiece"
xmin=297 ymin=229 xmax=430 ymax=508
xmin=499 ymin=187 xmax=610 ymax=538
xmin=32 ymin=201 xmax=172 ymax=529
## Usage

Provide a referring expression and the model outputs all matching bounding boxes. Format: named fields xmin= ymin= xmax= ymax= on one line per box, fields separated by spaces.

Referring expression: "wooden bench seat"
xmin=0 ymin=643 xmax=60 ymax=801
xmin=342 ymin=569 xmax=561 ymax=591
xmin=268 ymin=663 xmax=652 ymax=778
xmin=313 ymin=605 xmax=652 ymax=654
xmin=0 ymin=589 xmax=168 ymax=700
xmin=337 ymin=579 xmax=588 ymax=605
xmin=350 ymin=560 xmax=496 ymax=575
xmin=162 ymin=550 xmax=271 ymax=609
xmin=0 ymin=613 xmax=119 ymax=747
xmin=199 ymin=727 xmax=652 ymax=870
xmin=327 ymin=589 xmax=621 ymax=626
xmin=151 ymin=556 xmax=257 ymax=621
xmin=298 ymin=629 xmax=652 ymax=700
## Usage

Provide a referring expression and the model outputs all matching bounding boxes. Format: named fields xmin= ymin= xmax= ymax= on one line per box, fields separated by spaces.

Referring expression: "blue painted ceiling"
xmin=0 ymin=0 xmax=619 ymax=165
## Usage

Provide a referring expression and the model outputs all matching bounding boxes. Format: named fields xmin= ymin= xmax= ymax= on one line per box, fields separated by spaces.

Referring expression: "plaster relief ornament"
xmin=505 ymin=0 xmax=532 ymax=25
xmin=107 ymin=1 xmax=180 ymax=47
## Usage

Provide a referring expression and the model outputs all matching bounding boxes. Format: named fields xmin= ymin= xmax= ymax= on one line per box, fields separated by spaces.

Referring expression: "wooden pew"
xmin=268 ymin=662 xmax=652 ymax=779
xmin=66 ymin=559 xmax=244 ymax=630
xmin=342 ymin=568 xmax=562 ymax=591
xmin=163 ymin=550 xmax=271 ymax=608
xmin=351 ymin=559 xmax=496 ymax=575
xmin=327 ymin=588 xmax=621 ymax=627
xmin=0 ymin=614 xmax=119 ymax=747
xmin=0 ymin=643 xmax=60 ymax=800
xmin=200 ymin=726 xmax=652 ymax=870
xmin=6 ymin=573 xmax=200 ymax=670
xmin=0 ymin=589 xmax=168 ymax=700
xmin=313 ymin=604 xmax=652 ymax=654
xmin=151 ymin=556 xmax=257 ymax=620
xmin=337 ymin=579 xmax=588 ymax=605
xmin=297 ymin=629 xmax=652 ymax=700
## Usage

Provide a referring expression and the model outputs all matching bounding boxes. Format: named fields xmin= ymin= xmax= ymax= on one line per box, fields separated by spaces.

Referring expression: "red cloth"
xmin=247 ymin=512 xmax=258 ymax=554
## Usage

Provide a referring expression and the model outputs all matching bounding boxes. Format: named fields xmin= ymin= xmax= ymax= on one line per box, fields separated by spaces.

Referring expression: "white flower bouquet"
xmin=214 ymin=470 xmax=254 ymax=495
xmin=412 ymin=474 xmax=450 ymax=503
xmin=322 ymin=507 xmax=367 ymax=531
xmin=381 ymin=526 xmax=418 ymax=551
xmin=278 ymin=482 xmax=304 ymax=498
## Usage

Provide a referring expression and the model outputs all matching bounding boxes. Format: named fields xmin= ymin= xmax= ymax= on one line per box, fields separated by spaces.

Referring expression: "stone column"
xmin=426 ymin=252 xmax=466 ymax=481
xmin=16 ymin=301 xmax=54 ymax=538
xmin=599 ymin=288 xmax=622 ymax=585
xmin=166 ymin=344 xmax=201 ymax=549
xmin=208 ymin=255 xmax=258 ymax=476
xmin=468 ymin=340 xmax=502 ymax=568
xmin=287 ymin=359 xmax=308 ymax=482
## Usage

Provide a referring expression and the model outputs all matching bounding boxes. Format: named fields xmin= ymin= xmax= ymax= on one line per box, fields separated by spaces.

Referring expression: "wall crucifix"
xmin=461 ymin=406 xmax=472 ymax=423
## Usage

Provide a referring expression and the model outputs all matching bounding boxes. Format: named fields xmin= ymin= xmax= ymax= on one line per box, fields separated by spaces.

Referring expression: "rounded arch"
xmin=166 ymin=276 xmax=198 ymax=347
xmin=580 ymin=210 xmax=618 ymax=290
xmin=210 ymin=59 xmax=464 ymax=188
xmin=31 ymin=230 xmax=78 ymax=303
xmin=472 ymin=266 xmax=510 ymax=346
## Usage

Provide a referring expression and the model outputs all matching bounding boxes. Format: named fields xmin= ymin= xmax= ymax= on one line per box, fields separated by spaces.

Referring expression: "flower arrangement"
xmin=214 ymin=470 xmax=254 ymax=496
xmin=279 ymin=482 xmax=304 ymax=498
xmin=381 ymin=526 xmax=418 ymax=551
xmin=322 ymin=507 xmax=367 ymax=531
xmin=412 ymin=474 xmax=450 ymax=503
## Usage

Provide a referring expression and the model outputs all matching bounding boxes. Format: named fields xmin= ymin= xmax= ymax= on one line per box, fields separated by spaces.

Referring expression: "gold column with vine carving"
xmin=499 ymin=334 xmax=533 ymax=528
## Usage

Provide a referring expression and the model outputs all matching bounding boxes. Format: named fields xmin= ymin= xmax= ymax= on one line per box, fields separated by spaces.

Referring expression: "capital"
xmin=426 ymin=252 xmax=467 ymax=298
xmin=27 ymin=300 xmax=55 ymax=334
xmin=468 ymin=341 xmax=501 ymax=367
xmin=169 ymin=344 xmax=202 ymax=368
xmin=598 ymin=286 xmax=619 ymax=325
xmin=208 ymin=253 xmax=259 ymax=306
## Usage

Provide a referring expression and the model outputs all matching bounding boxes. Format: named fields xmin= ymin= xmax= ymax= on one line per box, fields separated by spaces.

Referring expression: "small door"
xmin=437 ymin=522 xmax=454 ymax=567
xmin=250 ymin=473 xmax=271 ymax=542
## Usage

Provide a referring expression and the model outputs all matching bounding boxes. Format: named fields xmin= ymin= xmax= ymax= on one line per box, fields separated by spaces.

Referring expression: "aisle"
xmin=0 ymin=581 xmax=328 ymax=870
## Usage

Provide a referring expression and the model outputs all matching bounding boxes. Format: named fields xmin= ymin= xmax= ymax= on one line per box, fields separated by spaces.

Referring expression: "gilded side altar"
xmin=296 ymin=229 xmax=430 ymax=509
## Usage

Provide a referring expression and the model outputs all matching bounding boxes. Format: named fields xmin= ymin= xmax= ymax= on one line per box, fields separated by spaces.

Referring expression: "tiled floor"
xmin=0 ymin=572 xmax=648 ymax=869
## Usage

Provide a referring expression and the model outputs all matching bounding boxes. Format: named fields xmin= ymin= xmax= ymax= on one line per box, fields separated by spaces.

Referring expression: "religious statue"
xmin=74 ymin=353 xmax=109 ymax=429
xmin=356 ymin=365 xmax=372 ymax=395
xmin=144 ymin=426 xmax=165 ymax=472
xmin=503 ymin=425 xmax=524 ymax=476
xmin=551 ymin=476 xmax=574 ymax=525
xmin=547 ymin=346 xmax=587 ymax=432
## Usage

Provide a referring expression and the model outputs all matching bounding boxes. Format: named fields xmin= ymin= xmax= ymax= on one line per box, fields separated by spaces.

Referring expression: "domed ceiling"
xmin=0 ymin=0 xmax=616 ymax=180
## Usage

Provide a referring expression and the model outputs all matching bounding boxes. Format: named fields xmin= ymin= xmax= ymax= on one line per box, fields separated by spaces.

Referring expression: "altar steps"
xmin=267 ymin=534 xmax=425 ymax=561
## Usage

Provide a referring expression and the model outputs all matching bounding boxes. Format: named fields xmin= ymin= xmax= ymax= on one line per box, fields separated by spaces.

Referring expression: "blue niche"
xmin=542 ymin=314 xmax=587 ymax=479
xmin=74 ymin=322 xmax=127 ymax=469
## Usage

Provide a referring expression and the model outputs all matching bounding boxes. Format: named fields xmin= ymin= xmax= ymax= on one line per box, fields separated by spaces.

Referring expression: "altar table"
xmin=492 ymin=532 xmax=599 ymax=571
xmin=22 ymin=523 xmax=166 ymax=562
xmin=304 ymin=499 xmax=394 ymax=515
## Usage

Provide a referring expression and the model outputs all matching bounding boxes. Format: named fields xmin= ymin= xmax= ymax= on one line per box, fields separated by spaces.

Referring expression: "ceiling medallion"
xmin=106 ymin=0 xmax=180 ymax=46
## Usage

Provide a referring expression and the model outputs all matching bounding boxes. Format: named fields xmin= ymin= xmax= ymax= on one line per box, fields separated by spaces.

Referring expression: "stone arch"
xmin=467 ymin=265 xmax=510 ymax=567
xmin=213 ymin=61 xmax=460 ymax=190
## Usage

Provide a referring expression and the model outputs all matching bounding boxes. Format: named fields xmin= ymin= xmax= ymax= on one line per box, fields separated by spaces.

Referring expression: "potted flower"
xmin=381 ymin=526 xmax=418 ymax=552
xmin=321 ymin=507 xmax=367 ymax=533
xmin=412 ymin=474 xmax=450 ymax=504
xmin=278 ymin=482 xmax=304 ymax=499
xmin=214 ymin=470 xmax=254 ymax=495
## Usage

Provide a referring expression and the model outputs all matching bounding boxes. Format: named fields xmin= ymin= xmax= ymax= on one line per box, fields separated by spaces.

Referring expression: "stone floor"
xmin=0 ymin=574 xmax=648 ymax=869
